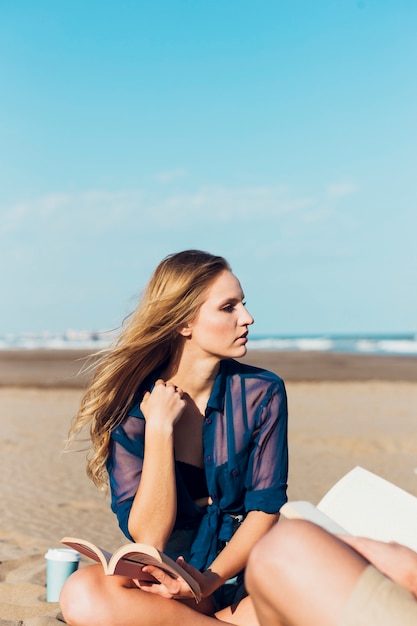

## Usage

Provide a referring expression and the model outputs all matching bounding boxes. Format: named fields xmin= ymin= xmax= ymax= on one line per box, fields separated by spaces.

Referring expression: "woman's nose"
xmin=240 ymin=306 xmax=254 ymax=326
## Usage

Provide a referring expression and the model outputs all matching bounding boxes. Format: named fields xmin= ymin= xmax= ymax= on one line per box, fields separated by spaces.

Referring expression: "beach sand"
xmin=1 ymin=349 xmax=417 ymax=624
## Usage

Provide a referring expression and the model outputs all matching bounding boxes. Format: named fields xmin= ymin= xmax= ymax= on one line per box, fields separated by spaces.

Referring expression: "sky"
xmin=1 ymin=0 xmax=416 ymax=337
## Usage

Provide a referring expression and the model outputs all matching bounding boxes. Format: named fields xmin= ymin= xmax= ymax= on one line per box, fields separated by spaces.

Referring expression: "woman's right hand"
xmin=140 ymin=379 xmax=187 ymax=430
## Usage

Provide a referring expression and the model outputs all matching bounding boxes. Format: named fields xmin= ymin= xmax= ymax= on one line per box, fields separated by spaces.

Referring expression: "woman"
xmin=60 ymin=250 xmax=288 ymax=626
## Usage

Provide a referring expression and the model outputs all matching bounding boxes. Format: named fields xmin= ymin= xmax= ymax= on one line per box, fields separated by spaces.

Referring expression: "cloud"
xmin=302 ymin=208 xmax=334 ymax=224
xmin=1 ymin=184 xmax=316 ymax=237
xmin=147 ymin=185 xmax=314 ymax=224
xmin=0 ymin=202 xmax=29 ymax=233
xmin=0 ymin=190 xmax=145 ymax=235
xmin=326 ymin=181 xmax=358 ymax=198
xmin=154 ymin=168 xmax=187 ymax=183
xmin=38 ymin=193 xmax=71 ymax=216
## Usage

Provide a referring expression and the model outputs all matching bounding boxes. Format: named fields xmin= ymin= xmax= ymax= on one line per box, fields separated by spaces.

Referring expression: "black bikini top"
xmin=177 ymin=461 xmax=209 ymax=501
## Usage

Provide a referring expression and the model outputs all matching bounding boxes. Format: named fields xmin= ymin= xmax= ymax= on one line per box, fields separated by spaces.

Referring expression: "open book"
xmin=61 ymin=536 xmax=201 ymax=602
xmin=280 ymin=466 xmax=417 ymax=552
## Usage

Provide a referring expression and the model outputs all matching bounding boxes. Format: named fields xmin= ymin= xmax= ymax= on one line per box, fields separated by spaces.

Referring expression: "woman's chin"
xmin=233 ymin=344 xmax=248 ymax=358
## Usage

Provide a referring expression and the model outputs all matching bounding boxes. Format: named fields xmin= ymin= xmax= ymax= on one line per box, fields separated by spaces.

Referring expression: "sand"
xmin=1 ymin=349 xmax=416 ymax=624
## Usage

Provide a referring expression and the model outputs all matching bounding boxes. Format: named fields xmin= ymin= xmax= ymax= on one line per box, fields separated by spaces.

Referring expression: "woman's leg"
xmin=60 ymin=564 xmax=259 ymax=626
xmin=215 ymin=596 xmax=259 ymax=626
xmin=245 ymin=518 xmax=369 ymax=626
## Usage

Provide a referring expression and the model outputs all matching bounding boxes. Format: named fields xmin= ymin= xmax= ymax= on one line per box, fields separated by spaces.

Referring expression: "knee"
xmin=246 ymin=522 xmax=286 ymax=595
xmin=60 ymin=565 xmax=104 ymax=626
xmin=246 ymin=519 xmax=321 ymax=595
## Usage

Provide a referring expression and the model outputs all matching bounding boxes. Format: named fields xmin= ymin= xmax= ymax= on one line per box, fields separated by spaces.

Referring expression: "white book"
xmin=281 ymin=466 xmax=417 ymax=552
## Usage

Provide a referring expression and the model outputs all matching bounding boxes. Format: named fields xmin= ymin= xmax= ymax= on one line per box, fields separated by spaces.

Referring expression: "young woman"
xmin=60 ymin=250 xmax=288 ymax=626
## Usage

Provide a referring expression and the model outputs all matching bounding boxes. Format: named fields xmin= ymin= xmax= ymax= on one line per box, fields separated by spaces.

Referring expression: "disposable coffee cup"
xmin=45 ymin=548 xmax=81 ymax=602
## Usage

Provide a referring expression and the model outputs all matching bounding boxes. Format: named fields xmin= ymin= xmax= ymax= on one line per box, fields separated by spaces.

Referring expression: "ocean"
xmin=1 ymin=330 xmax=417 ymax=356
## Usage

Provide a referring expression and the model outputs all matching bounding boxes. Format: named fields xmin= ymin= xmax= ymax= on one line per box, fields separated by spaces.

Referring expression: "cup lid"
xmin=45 ymin=548 xmax=81 ymax=562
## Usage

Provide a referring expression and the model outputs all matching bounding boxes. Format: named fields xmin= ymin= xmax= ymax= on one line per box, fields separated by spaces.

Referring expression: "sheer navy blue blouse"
xmin=107 ymin=358 xmax=288 ymax=571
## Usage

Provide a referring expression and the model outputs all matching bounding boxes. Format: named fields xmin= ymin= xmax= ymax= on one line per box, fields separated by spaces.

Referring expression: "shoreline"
xmin=0 ymin=349 xmax=416 ymax=387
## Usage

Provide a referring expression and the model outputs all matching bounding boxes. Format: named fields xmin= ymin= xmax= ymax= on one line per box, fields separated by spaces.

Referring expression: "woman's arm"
xmin=200 ymin=510 xmax=280 ymax=597
xmin=146 ymin=510 xmax=281 ymax=602
xmin=127 ymin=381 xmax=186 ymax=549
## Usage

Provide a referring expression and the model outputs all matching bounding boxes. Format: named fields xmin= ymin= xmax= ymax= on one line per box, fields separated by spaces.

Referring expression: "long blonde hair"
xmin=69 ymin=250 xmax=231 ymax=489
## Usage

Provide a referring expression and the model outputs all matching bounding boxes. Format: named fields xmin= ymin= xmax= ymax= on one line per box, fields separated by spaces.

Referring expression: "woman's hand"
xmin=132 ymin=559 xmax=206 ymax=601
xmin=140 ymin=379 xmax=186 ymax=430
xmin=176 ymin=556 xmax=222 ymax=599
xmin=341 ymin=536 xmax=417 ymax=597
xmin=133 ymin=557 xmax=220 ymax=602
xmin=133 ymin=566 xmax=195 ymax=600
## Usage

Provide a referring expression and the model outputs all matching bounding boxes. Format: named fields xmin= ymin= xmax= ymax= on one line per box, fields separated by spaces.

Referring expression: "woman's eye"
xmin=222 ymin=301 xmax=247 ymax=313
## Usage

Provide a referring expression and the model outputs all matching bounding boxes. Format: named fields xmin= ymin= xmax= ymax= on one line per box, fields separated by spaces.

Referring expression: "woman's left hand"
xmin=133 ymin=557 xmax=220 ymax=602
xmin=133 ymin=568 xmax=192 ymax=599
xmin=133 ymin=559 xmax=207 ymax=601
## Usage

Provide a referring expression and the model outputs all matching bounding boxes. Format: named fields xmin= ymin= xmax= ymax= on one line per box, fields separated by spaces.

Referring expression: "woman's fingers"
xmin=165 ymin=383 xmax=183 ymax=396
xmin=140 ymin=379 xmax=186 ymax=425
xmin=154 ymin=379 xmax=184 ymax=398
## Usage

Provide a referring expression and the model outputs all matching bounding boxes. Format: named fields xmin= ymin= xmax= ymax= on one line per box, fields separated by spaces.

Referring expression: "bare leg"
xmin=60 ymin=564 xmax=259 ymax=626
xmin=245 ymin=518 xmax=369 ymax=626
xmin=216 ymin=596 xmax=260 ymax=626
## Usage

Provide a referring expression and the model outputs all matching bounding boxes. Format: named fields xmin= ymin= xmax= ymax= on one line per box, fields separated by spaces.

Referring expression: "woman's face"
xmin=184 ymin=270 xmax=254 ymax=361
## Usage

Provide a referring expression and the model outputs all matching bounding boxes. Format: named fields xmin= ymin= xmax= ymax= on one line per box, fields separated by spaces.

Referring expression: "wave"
xmin=1 ymin=331 xmax=416 ymax=356
xmin=247 ymin=334 xmax=417 ymax=356
xmin=0 ymin=330 xmax=117 ymax=351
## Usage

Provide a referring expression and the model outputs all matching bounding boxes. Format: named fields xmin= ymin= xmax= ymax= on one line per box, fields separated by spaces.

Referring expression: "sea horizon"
xmin=1 ymin=330 xmax=417 ymax=356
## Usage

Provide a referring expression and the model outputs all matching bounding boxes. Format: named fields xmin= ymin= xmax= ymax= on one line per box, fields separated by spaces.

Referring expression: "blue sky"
xmin=1 ymin=1 xmax=416 ymax=336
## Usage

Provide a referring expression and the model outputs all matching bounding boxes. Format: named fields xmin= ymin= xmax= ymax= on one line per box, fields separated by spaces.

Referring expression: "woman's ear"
xmin=177 ymin=323 xmax=192 ymax=338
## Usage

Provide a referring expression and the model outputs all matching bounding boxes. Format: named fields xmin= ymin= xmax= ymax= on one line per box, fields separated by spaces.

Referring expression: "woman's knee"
xmin=247 ymin=519 xmax=322 ymax=593
xmin=246 ymin=521 xmax=285 ymax=592
xmin=59 ymin=565 xmax=112 ymax=626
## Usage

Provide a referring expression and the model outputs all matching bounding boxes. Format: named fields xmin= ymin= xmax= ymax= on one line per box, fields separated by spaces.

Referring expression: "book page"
xmin=111 ymin=553 xmax=165 ymax=582
xmin=111 ymin=546 xmax=202 ymax=602
xmin=111 ymin=542 xmax=162 ymax=564
xmin=61 ymin=536 xmax=111 ymax=570
xmin=280 ymin=501 xmax=348 ymax=535
xmin=318 ymin=467 xmax=417 ymax=552
xmin=62 ymin=537 xmax=201 ymax=601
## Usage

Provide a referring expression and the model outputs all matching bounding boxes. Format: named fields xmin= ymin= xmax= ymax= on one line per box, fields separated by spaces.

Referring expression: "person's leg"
xmin=245 ymin=518 xmax=368 ymax=626
xmin=215 ymin=595 xmax=259 ymax=626
xmin=60 ymin=564 xmax=258 ymax=626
